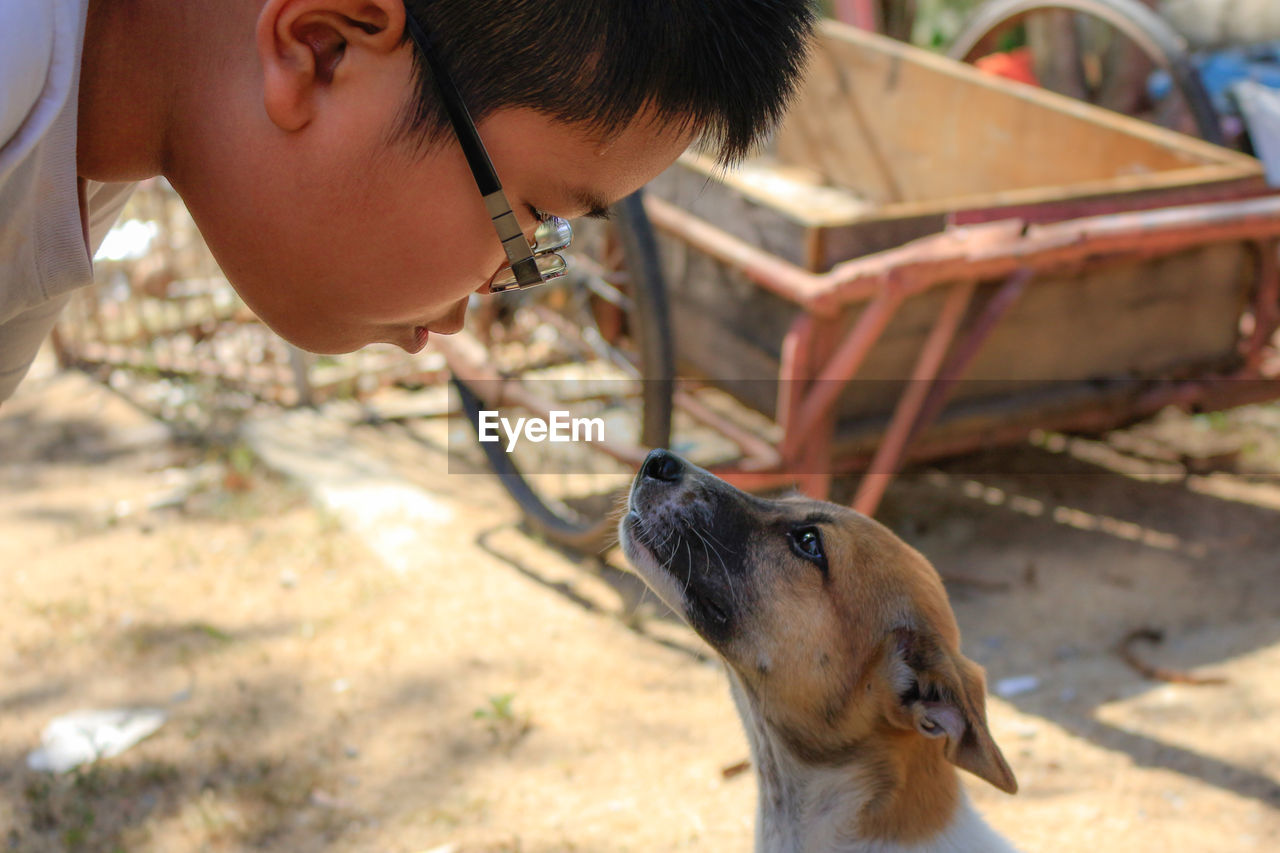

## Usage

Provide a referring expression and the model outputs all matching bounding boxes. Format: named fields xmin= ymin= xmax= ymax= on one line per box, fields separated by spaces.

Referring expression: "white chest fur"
xmin=731 ymin=676 xmax=1019 ymax=853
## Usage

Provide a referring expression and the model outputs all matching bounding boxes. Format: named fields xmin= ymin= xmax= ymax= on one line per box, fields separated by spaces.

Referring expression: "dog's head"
xmin=619 ymin=450 xmax=1016 ymax=794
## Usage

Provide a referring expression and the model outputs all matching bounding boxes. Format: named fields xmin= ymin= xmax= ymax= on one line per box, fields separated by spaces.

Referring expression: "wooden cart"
xmin=441 ymin=20 xmax=1280 ymax=546
xmin=640 ymin=20 xmax=1280 ymax=513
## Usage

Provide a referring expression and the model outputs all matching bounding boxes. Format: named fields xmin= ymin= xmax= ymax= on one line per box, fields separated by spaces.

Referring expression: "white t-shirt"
xmin=1 ymin=0 xmax=135 ymax=402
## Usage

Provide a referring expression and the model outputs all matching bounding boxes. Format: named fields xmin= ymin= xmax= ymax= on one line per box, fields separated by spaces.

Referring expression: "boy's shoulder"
xmin=1 ymin=0 xmax=84 ymax=157
xmin=0 ymin=0 xmax=98 ymax=401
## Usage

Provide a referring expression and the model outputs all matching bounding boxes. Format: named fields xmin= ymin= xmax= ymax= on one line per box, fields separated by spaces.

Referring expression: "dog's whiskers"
xmin=699 ymin=527 xmax=734 ymax=553
xmin=655 ymin=522 xmax=678 ymax=555
xmin=690 ymin=526 xmax=740 ymax=611
xmin=677 ymin=534 xmax=694 ymax=597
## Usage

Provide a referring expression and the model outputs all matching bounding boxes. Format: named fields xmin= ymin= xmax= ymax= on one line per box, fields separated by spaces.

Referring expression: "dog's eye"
xmin=788 ymin=526 xmax=827 ymax=572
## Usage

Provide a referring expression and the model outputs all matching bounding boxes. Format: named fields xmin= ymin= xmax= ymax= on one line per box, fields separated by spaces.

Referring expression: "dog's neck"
xmin=728 ymin=673 xmax=1017 ymax=853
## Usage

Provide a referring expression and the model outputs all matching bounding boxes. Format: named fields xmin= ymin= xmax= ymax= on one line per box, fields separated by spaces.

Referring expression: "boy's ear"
xmin=257 ymin=0 xmax=406 ymax=132
xmin=887 ymin=628 xmax=1018 ymax=795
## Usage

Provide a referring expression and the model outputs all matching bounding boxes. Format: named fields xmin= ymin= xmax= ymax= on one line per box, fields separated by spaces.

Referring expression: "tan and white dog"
xmin=619 ymin=449 xmax=1019 ymax=853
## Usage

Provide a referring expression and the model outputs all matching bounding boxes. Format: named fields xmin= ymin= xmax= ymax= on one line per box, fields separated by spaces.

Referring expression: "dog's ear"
xmin=886 ymin=628 xmax=1018 ymax=794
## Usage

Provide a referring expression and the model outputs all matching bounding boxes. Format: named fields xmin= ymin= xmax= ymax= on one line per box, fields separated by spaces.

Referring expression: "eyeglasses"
xmin=402 ymin=9 xmax=571 ymax=293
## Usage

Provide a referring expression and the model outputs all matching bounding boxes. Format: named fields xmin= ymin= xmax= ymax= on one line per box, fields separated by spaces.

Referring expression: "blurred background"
xmin=4 ymin=2 xmax=1280 ymax=851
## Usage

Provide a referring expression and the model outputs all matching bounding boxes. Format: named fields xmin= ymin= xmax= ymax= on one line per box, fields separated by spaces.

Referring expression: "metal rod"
xmin=827 ymin=375 xmax=1280 ymax=473
xmin=853 ymin=280 xmax=977 ymax=515
xmin=673 ymin=388 xmax=782 ymax=472
xmin=714 ymin=468 xmax=804 ymax=493
xmin=911 ymin=267 xmax=1032 ymax=441
xmin=791 ymin=290 xmax=905 ymax=442
xmin=776 ymin=313 xmax=817 ymax=461
xmin=831 ymin=0 xmax=881 ymax=30
xmin=644 ymin=196 xmax=847 ymax=309
xmin=644 ymin=193 xmax=1280 ymax=317
xmin=1243 ymin=238 xmax=1280 ymax=373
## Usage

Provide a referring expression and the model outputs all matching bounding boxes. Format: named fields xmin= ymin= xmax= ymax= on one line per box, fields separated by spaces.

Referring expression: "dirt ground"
xmin=2 ymin=358 xmax=1279 ymax=852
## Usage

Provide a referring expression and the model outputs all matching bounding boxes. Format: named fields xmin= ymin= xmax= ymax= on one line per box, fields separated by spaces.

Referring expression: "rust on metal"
xmin=853 ymin=279 xmax=977 ymax=515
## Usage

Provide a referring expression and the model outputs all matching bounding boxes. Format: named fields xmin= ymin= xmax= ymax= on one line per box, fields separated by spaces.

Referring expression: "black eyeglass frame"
xmin=402 ymin=10 xmax=569 ymax=292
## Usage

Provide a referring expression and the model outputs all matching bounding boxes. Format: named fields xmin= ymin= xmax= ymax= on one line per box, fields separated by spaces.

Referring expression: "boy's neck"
xmin=79 ymin=0 xmax=201 ymax=182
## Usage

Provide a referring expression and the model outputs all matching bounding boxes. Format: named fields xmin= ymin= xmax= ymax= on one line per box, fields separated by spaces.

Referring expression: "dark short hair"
xmin=397 ymin=0 xmax=817 ymax=164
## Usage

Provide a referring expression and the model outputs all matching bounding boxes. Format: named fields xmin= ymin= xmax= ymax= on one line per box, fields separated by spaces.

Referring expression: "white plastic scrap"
xmin=26 ymin=707 xmax=168 ymax=773
xmin=1234 ymin=81 xmax=1280 ymax=187
xmin=993 ymin=675 xmax=1042 ymax=698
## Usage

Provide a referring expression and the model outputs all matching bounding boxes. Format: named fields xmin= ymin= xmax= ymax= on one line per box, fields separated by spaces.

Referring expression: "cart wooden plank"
xmin=650 ymin=21 xmax=1271 ymax=435
xmin=651 ymin=20 xmax=1265 ymax=272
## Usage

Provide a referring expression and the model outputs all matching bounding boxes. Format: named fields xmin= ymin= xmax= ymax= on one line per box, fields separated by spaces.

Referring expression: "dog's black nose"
xmin=641 ymin=449 xmax=683 ymax=482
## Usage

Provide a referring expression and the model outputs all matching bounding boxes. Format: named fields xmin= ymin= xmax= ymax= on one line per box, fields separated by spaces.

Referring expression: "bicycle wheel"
xmin=949 ymin=0 xmax=1222 ymax=143
xmin=453 ymin=190 xmax=674 ymax=552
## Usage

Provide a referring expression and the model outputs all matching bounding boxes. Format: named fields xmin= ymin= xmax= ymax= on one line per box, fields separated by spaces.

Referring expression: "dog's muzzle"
xmin=621 ymin=449 xmax=748 ymax=639
xmin=624 ymin=448 xmax=688 ymax=550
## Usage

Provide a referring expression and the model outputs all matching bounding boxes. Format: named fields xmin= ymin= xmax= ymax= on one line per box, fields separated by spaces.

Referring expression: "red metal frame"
xmin=831 ymin=0 xmax=881 ymax=32
xmin=641 ymin=193 xmax=1280 ymax=514
xmin=438 ymin=14 xmax=1280 ymax=518
xmin=853 ymin=279 xmax=977 ymax=514
xmin=442 ymin=191 xmax=1280 ymax=516
xmin=437 ymin=183 xmax=1280 ymax=514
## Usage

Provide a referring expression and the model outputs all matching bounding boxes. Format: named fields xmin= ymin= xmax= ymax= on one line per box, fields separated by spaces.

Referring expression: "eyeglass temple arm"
xmin=404 ymin=13 xmax=541 ymax=286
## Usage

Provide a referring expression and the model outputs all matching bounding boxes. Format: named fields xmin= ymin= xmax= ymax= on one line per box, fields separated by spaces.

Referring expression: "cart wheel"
xmin=453 ymin=191 xmax=674 ymax=553
xmin=949 ymin=0 xmax=1222 ymax=144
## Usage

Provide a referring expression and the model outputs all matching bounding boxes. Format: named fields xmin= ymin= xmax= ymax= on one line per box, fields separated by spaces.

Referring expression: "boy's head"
xmin=156 ymin=0 xmax=816 ymax=353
